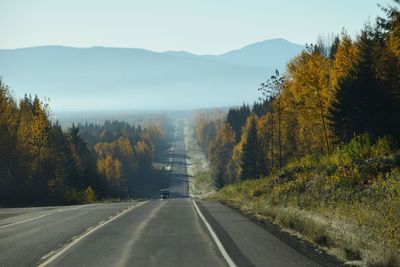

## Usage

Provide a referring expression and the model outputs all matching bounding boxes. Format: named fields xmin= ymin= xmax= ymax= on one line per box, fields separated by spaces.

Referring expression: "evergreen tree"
xmin=68 ymin=125 xmax=97 ymax=190
xmin=329 ymin=29 xmax=394 ymax=142
xmin=47 ymin=123 xmax=75 ymax=201
xmin=226 ymin=104 xmax=251 ymax=142
xmin=240 ymin=116 xmax=259 ymax=180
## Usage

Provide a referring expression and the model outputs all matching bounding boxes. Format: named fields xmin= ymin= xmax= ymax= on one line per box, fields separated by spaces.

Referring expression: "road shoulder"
xmin=197 ymin=200 xmax=343 ymax=267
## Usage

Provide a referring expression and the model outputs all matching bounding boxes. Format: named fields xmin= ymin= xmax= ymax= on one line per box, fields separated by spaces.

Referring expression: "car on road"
xmin=160 ymin=189 xmax=170 ymax=199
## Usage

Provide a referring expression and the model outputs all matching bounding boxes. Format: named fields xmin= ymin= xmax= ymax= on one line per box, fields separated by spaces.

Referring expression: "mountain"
xmin=213 ymin=38 xmax=304 ymax=69
xmin=0 ymin=39 xmax=303 ymax=111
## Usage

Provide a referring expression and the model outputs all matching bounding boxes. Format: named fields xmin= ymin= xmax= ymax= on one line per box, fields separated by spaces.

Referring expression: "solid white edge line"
xmin=192 ymin=200 xmax=236 ymax=267
xmin=0 ymin=205 xmax=92 ymax=230
xmin=0 ymin=212 xmax=54 ymax=229
xmin=37 ymin=201 xmax=147 ymax=267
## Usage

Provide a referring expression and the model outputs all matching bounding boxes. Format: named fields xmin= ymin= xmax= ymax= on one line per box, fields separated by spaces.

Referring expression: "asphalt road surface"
xmin=0 ymin=121 xmax=333 ymax=267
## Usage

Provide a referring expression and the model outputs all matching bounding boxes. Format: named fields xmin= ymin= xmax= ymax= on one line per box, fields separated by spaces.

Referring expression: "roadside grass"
xmin=184 ymin=122 xmax=216 ymax=199
xmin=190 ymin=171 xmax=216 ymax=199
xmin=213 ymin=135 xmax=400 ymax=266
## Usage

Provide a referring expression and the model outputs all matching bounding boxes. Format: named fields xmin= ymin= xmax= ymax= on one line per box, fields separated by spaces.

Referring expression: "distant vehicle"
xmin=160 ymin=189 xmax=170 ymax=199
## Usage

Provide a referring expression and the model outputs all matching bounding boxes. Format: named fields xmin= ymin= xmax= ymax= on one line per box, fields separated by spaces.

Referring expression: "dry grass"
xmin=184 ymin=121 xmax=216 ymax=199
xmin=213 ymin=136 xmax=400 ymax=266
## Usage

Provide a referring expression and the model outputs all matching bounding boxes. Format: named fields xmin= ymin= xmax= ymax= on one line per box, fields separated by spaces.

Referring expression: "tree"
xmin=378 ymin=1 xmax=400 ymax=140
xmin=47 ymin=123 xmax=75 ymax=201
xmin=97 ymin=155 xmax=125 ymax=196
xmin=331 ymin=32 xmax=358 ymax=91
xmin=256 ymin=114 xmax=271 ymax=175
xmin=0 ymin=79 xmax=169 ymax=204
xmin=285 ymin=47 xmax=333 ymax=154
xmin=0 ymin=81 xmax=19 ymax=202
xmin=226 ymin=104 xmax=251 ymax=142
xmin=209 ymin=123 xmax=236 ymax=187
xmin=134 ymin=140 xmax=153 ymax=170
xmin=141 ymin=125 xmax=164 ymax=153
xmin=193 ymin=116 xmax=222 ymax=156
xmin=329 ymin=29 xmax=395 ymax=142
xmin=258 ymin=70 xmax=285 ymax=168
xmin=227 ymin=140 xmax=244 ymax=183
xmin=14 ymin=95 xmax=52 ymax=201
xmin=378 ymin=0 xmax=400 ymax=58
xmin=240 ymin=116 xmax=259 ymax=180
xmin=68 ymin=125 xmax=96 ymax=189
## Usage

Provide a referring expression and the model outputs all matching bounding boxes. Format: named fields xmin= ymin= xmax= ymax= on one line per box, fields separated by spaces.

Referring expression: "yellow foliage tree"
xmin=330 ymin=32 xmax=358 ymax=91
xmin=97 ymin=155 xmax=124 ymax=193
xmin=226 ymin=141 xmax=244 ymax=183
xmin=134 ymin=140 xmax=153 ymax=168
xmin=284 ymin=48 xmax=333 ymax=154
xmin=209 ymin=123 xmax=236 ymax=186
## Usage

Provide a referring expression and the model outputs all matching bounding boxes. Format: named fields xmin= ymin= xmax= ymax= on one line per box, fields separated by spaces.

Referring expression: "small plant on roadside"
xmin=83 ymin=186 xmax=96 ymax=203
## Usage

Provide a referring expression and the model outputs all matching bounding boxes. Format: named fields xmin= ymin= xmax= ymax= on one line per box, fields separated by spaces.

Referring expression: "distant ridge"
xmin=215 ymin=38 xmax=303 ymax=69
xmin=0 ymin=39 xmax=304 ymax=111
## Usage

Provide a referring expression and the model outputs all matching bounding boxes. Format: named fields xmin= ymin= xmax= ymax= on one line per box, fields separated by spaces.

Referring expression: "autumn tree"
xmin=193 ymin=112 xmax=223 ymax=156
xmin=134 ymin=140 xmax=153 ymax=170
xmin=284 ymin=46 xmax=333 ymax=154
xmin=97 ymin=155 xmax=125 ymax=196
xmin=209 ymin=123 xmax=236 ymax=187
xmin=141 ymin=125 xmax=164 ymax=154
xmin=200 ymin=0 xmax=400 ymax=194
xmin=331 ymin=32 xmax=358 ymax=91
xmin=0 ymin=81 xmax=19 ymax=202
xmin=0 ymin=79 xmax=168 ymax=204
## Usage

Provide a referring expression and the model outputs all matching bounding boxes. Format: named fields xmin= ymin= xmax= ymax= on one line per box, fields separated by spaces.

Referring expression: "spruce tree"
xmin=226 ymin=104 xmax=251 ymax=142
xmin=240 ymin=116 xmax=258 ymax=180
xmin=329 ymin=29 xmax=394 ymax=142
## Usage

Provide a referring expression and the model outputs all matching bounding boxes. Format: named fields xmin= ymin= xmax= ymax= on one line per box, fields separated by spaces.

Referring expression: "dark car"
xmin=160 ymin=189 xmax=170 ymax=199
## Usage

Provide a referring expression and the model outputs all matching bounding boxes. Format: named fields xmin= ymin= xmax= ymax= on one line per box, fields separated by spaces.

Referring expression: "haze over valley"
xmin=0 ymin=38 xmax=303 ymax=111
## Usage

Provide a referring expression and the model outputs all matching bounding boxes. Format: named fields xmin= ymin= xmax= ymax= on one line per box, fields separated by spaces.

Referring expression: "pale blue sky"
xmin=0 ymin=0 xmax=393 ymax=54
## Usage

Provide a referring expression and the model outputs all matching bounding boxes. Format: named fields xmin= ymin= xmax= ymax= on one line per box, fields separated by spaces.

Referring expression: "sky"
xmin=0 ymin=0 xmax=393 ymax=54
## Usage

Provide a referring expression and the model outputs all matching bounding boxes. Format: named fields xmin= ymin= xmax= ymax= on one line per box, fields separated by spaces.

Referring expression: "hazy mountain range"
xmin=0 ymin=38 xmax=303 ymax=111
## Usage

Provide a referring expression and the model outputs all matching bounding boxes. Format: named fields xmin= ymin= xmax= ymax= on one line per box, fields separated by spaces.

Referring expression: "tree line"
xmin=0 ymin=82 xmax=167 ymax=204
xmin=79 ymin=120 xmax=166 ymax=198
xmin=195 ymin=0 xmax=400 ymax=187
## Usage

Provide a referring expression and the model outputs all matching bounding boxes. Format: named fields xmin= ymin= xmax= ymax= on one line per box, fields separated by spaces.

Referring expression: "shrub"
xmin=65 ymin=188 xmax=83 ymax=203
xmin=83 ymin=186 xmax=96 ymax=203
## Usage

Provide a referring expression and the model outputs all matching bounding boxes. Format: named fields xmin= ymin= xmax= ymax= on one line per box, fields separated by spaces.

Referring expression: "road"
xmin=0 ymin=121 xmax=333 ymax=267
